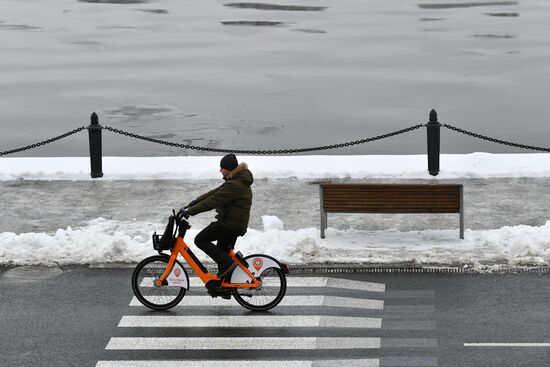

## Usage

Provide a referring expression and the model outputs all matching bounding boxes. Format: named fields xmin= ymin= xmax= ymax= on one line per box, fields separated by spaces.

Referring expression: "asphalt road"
xmin=1 ymin=266 xmax=549 ymax=367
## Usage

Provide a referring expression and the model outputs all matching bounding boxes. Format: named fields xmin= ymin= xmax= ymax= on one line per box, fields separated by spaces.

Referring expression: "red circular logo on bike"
xmin=253 ymin=258 xmax=263 ymax=271
xmin=174 ymin=268 xmax=181 ymax=277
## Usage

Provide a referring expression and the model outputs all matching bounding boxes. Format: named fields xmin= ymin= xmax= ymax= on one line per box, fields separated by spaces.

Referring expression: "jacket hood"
xmin=227 ymin=163 xmax=253 ymax=185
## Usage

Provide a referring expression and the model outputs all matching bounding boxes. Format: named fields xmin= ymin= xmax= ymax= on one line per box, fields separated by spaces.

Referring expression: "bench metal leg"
xmin=459 ymin=186 xmax=464 ymax=239
xmin=320 ymin=209 xmax=326 ymax=239
xmin=319 ymin=186 xmax=325 ymax=238
xmin=460 ymin=211 xmax=464 ymax=239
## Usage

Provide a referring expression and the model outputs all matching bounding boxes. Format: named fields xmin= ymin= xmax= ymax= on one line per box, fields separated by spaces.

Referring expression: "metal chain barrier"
xmin=0 ymin=126 xmax=87 ymax=157
xmin=2 ymin=121 xmax=546 ymax=157
xmin=443 ymin=123 xmax=550 ymax=152
xmin=104 ymin=124 xmax=424 ymax=154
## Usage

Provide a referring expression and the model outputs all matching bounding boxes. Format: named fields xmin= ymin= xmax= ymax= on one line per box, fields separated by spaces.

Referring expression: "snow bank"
xmin=1 ymin=217 xmax=549 ymax=270
xmin=0 ymin=153 xmax=549 ymax=181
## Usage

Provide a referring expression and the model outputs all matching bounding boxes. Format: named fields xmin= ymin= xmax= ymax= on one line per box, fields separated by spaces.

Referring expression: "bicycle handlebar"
xmin=172 ymin=209 xmax=191 ymax=230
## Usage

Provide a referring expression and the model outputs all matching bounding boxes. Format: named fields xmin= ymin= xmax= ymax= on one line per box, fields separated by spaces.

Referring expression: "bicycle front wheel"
xmin=233 ymin=267 xmax=287 ymax=311
xmin=132 ymin=255 xmax=186 ymax=310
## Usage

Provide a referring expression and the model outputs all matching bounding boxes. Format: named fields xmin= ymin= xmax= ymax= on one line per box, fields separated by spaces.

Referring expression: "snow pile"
xmin=1 ymin=217 xmax=549 ymax=270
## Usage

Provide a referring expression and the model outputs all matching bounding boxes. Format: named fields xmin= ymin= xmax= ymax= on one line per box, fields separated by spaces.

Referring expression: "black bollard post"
xmin=426 ymin=109 xmax=441 ymax=176
xmin=87 ymin=112 xmax=103 ymax=178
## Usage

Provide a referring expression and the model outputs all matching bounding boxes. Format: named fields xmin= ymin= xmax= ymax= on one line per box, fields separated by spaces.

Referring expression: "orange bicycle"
xmin=132 ymin=211 xmax=288 ymax=311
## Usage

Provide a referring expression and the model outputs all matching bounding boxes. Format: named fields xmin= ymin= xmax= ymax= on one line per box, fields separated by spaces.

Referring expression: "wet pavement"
xmin=1 ymin=177 xmax=549 ymax=235
xmin=1 ymin=267 xmax=549 ymax=367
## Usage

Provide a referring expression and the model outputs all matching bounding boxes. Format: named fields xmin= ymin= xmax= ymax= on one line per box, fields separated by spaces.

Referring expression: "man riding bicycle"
xmin=177 ymin=154 xmax=253 ymax=284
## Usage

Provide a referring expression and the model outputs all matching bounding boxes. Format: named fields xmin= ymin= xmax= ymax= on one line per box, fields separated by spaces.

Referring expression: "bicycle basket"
xmin=152 ymin=232 xmax=176 ymax=251
xmin=152 ymin=215 xmax=177 ymax=251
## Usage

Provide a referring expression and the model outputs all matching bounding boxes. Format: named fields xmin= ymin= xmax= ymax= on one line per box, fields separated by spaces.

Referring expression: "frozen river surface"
xmin=1 ymin=0 xmax=549 ymax=155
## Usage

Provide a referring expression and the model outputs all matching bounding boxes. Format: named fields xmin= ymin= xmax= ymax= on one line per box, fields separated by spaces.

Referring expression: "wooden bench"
xmin=319 ymin=183 xmax=464 ymax=239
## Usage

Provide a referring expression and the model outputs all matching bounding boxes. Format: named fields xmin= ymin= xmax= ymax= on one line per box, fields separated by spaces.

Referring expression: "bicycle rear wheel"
xmin=233 ymin=267 xmax=286 ymax=311
xmin=132 ymin=255 xmax=186 ymax=310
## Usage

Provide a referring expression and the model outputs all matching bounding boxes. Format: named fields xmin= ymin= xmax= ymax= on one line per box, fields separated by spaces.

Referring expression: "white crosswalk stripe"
xmin=97 ymin=276 xmax=438 ymax=366
xmin=97 ymin=360 xmax=380 ymax=367
xmin=118 ymin=315 xmax=382 ymax=328
xmin=106 ymin=337 xmax=381 ymax=350
xmin=139 ymin=276 xmax=385 ymax=292
xmin=129 ymin=295 xmax=385 ymax=309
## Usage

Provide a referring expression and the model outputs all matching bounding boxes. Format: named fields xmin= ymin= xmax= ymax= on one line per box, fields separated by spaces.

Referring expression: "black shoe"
xmin=217 ymin=262 xmax=237 ymax=279
xmin=207 ymin=288 xmax=232 ymax=300
xmin=205 ymin=279 xmax=221 ymax=291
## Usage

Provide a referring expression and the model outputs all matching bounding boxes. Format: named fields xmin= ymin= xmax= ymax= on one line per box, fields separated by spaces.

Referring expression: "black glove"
xmin=177 ymin=208 xmax=190 ymax=221
xmin=184 ymin=199 xmax=198 ymax=209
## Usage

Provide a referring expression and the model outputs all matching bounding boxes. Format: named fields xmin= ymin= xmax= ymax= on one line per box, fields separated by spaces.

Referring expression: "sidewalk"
xmin=1 ymin=177 xmax=549 ymax=270
xmin=2 ymin=177 xmax=549 ymax=233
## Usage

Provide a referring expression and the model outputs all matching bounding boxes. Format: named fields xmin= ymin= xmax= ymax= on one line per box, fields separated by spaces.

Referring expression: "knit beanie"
xmin=220 ymin=153 xmax=238 ymax=170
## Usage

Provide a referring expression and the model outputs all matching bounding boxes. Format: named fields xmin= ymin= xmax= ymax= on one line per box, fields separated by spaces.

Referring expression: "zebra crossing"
xmin=96 ymin=276 xmax=438 ymax=366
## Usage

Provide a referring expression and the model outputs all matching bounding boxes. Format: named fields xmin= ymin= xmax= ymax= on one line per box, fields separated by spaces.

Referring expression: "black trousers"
xmin=194 ymin=221 xmax=238 ymax=271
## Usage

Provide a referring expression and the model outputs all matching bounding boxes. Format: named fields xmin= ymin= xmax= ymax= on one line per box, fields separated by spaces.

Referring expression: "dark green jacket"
xmin=187 ymin=163 xmax=253 ymax=235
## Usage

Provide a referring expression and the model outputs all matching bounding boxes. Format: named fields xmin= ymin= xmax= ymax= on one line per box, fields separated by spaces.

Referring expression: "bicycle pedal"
xmin=219 ymin=292 xmax=231 ymax=300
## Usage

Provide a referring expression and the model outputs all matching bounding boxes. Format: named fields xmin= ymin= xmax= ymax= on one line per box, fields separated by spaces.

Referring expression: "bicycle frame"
xmin=155 ymin=236 xmax=261 ymax=289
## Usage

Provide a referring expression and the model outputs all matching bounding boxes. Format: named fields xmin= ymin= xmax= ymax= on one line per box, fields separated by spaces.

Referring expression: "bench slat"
xmin=324 ymin=208 xmax=460 ymax=213
xmin=323 ymin=197 xmax=461 ymax=202
xmin=321 ymin=186 xmax=460 ymax=191
xmin=323 ymin=202 xmax=460 ymax=207
xmin=325 ymin=208 xmax=460 ymax=213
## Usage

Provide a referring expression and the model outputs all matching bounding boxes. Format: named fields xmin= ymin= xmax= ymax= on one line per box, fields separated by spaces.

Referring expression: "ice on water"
xmin=0 ymin=0 xmax=549 ymax=156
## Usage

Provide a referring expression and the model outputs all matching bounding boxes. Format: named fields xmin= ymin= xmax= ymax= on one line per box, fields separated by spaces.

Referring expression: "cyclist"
xmin=177 ymin=154 xmax=253 ymax=287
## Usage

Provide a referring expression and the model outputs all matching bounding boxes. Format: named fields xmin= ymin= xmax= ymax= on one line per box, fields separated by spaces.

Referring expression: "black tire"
xmin=232 ymin=265 xmax=287 ymax=311
xmin=132 ymin=255 xmax=187 ymax=310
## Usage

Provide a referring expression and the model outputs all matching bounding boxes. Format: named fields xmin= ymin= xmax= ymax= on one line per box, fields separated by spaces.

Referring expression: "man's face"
xmin=220 ymin=167 xmax=231 ymax=178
